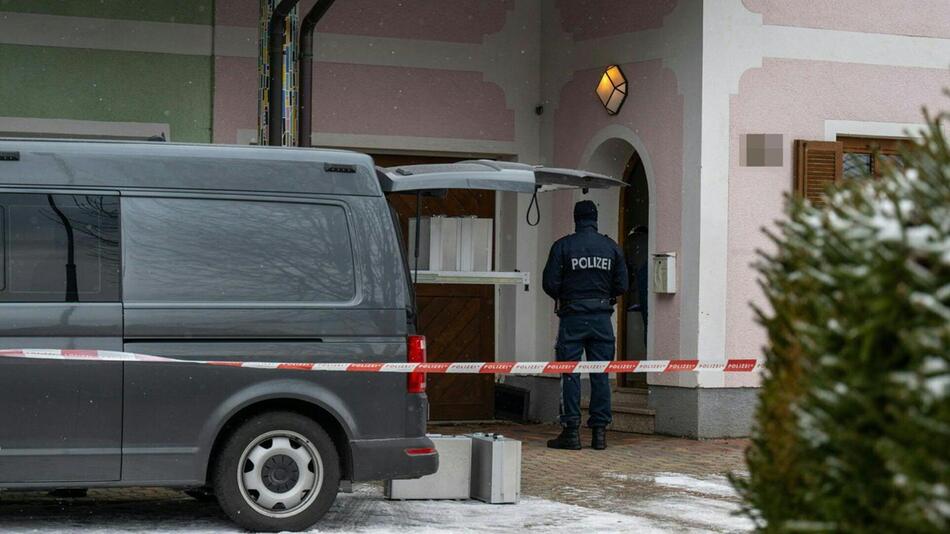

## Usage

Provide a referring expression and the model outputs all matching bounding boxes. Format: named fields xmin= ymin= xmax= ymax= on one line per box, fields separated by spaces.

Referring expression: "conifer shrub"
xmin=734 ymin=109 xmax=949 ymax=532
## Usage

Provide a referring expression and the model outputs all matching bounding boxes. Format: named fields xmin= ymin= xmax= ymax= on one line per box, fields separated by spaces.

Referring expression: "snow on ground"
xmin=320 ymin=485 xmax=673 ymax=533
xmin=0 ymin=485 xmax=654 ymax=534
xmin=603 ymin=471 xmax=739 ymax=497
xmin=0 ymin=476 xmax=752 ymax=533
xmin=592 ymin=472 xmax=753 ymax=532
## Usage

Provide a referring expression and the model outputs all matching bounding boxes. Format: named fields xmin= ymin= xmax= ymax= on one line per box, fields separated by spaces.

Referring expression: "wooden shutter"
xmin=795 ymin=140 xmax=843 ymax=206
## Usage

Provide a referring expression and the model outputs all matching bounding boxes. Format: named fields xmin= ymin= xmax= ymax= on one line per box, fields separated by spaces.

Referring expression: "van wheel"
xmin=212 ymin=412 xmax=340 ymax=532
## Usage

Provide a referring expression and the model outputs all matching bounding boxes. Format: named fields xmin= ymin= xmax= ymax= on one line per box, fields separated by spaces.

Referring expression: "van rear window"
xmin=122 ymin=197 xmax=356 ymax=304
xmin=0 ymin=193 xmax=120 ymax=303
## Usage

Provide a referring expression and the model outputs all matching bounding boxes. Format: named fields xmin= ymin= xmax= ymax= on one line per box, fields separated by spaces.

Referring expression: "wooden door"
xmin=376 ymin=153 xmax=496 ymax=421
xmin=416 ymin=284 xmax=495 ymax=420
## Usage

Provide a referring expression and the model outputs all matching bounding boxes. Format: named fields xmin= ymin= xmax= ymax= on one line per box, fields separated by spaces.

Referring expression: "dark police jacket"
xmin=542 ymin=220 xmax=629 ymax=316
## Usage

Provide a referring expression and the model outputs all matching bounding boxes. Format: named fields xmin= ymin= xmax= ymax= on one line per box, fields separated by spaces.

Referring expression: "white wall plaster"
xmin=0 ymin=117 xmax=171 ymax=140
xmin=309 ymin=132 xmax=517 ymax=157
xmin=0 ymin=12 xmax=211 ymax=55
xmin=823 ymin=120 xmax=929 ymax=141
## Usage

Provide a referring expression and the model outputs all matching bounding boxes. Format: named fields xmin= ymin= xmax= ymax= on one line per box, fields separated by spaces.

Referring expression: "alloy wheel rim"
xmin=237 ymin=430 xmax=323 ymax=518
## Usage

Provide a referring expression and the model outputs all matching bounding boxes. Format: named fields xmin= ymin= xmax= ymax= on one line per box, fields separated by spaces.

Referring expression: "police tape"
xmin=0 ymin=349 xmax=763 ymax=374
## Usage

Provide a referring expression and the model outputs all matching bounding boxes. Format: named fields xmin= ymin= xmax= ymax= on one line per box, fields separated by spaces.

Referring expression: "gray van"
xmin=0 ymin=140 xmax=621 ymax=531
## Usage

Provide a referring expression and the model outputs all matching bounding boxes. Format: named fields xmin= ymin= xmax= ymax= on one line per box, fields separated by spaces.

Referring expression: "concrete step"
xmin=613 ymin=388 xmax=649 ymax=408
xmin=582 ymin=388 xmax=655 ymax=434
xmin=608 ymin=404 xmax=655 ymax=434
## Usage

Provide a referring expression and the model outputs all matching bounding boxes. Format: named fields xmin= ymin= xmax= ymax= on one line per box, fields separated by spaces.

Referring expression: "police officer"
xmin=542 ymin=200 xmax=628 ymax=450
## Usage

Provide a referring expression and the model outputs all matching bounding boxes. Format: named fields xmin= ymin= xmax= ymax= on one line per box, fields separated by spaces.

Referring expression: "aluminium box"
xmin=468 ymin=433 xmax=521 ymax=504
xmin=428 ymin=216 xmax=460 ymax=271
xmin=384 ymin=434 xmax=472 ymax=500
xmin=471 ymin=217 xmax=493 ymax=272
xmin=459 ymin=217 xmax=493 ymax=272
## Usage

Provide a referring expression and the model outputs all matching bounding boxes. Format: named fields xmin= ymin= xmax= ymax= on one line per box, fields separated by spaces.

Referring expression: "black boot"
xmin=591 ymin=427 xmax=607 ymax=450
xmin=546 ymin=426 xmax=581 ymax=450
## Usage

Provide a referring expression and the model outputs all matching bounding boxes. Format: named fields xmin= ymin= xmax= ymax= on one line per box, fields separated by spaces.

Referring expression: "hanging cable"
xmin=525 ymin=187 xmax=541 ymax=226
xmin=413 ymin=190 xmax=422 ymax=288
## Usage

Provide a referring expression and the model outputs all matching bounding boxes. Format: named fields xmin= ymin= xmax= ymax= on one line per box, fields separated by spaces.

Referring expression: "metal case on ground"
xmin=468 ymin=433 xmax=521 ymax=504
xmin=384 ymin=434 xmax=472 ymax=500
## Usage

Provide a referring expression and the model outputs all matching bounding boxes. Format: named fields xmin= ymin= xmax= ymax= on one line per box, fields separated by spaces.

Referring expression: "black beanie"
xmin=574 ymin=200 xmax=598 ymax=222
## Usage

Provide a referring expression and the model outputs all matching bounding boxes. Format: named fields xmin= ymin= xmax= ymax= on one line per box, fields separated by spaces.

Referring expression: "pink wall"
xmin=216 ymin=0 xmax=260 ymax=27
xmin=557 ymin=0 xmax=677 ymax=41
xmin=315 ymin=0 xmax=514 ymax=43
xmin=212 ymin=56 xmax=258 ymax=144
xmin=216 ymin=0 xmax=514 ymax=42
xmin=726 ymin=58 xmax=950 ymax=383
xmin=554 ymin=60 xmax=684 ymax=357
xmin=743 ymin=0 xmax=950 ymax=39
xmin=311 ymin=63 xmax=514 ymax=141
xmin=212 ymin=58 xmax=515 ymax=144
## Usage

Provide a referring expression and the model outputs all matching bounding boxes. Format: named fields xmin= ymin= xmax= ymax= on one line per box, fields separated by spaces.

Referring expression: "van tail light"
xmin=407 ymin=335 xmax=427 ymax=394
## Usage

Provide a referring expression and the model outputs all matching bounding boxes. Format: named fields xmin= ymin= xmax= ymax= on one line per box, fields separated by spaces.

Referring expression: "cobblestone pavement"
xmin=0 ymin=423 xmax=751 ymax=532
xmin=432 ymin=423 xmax=751 ymax=531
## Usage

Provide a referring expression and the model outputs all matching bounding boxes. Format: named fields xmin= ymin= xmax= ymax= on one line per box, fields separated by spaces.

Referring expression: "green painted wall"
xmin=0 ymin=0 xmax=213 ymax=25
xmin=0 ymin=44 xmax=212 ymax=142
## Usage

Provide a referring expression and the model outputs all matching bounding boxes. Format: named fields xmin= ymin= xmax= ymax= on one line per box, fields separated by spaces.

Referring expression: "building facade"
xmin=1 ymin=0 xmax=948 ymax=437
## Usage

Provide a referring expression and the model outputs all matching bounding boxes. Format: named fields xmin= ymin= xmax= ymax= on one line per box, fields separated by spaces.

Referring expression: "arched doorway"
xmin=579 ymin=129 xmax=655 ymax=392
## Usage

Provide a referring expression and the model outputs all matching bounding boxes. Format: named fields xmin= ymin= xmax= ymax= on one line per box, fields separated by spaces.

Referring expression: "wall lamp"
xmin=595 ymin=65 xmax=627 ymax=115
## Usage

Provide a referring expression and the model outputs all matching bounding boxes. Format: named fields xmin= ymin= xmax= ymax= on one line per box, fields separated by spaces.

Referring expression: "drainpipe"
xmin=267 ymin=0 xmax=300 ymax=146
xmin=297 ymin=0 xmax=336 ymax=147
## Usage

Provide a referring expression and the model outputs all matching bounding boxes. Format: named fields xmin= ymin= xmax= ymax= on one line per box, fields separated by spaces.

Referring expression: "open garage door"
xmin=379 ymin=156 xmax=626 ymax=421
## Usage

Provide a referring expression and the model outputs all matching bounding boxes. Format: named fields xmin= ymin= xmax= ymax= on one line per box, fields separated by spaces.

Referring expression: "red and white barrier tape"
xmin=0 ymin=349 xmax=763 ymax=374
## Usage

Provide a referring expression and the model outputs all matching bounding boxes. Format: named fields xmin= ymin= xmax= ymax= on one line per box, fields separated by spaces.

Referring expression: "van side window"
xmin=0 ymin=193 xmax=120 ymax=303
xmin=123 ymin=197 xmax=356 ymax=303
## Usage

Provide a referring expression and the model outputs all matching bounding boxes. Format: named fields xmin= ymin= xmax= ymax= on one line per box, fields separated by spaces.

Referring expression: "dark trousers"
xmin=556 ymin=313 xmax=615 ymax=428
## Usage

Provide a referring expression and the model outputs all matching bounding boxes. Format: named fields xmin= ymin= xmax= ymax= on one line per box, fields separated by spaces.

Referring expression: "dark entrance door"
xmin=618 ymin=153 xmax=649 ymax=388
xmin=375 ymin=154 xmax=496 ymax=421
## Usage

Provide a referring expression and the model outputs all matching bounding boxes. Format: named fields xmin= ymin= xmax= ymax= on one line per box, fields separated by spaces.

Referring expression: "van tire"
xmin=212 ymin=412 xmax=340 ymax=532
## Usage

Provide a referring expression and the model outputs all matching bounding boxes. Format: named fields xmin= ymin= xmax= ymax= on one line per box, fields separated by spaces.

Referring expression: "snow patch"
xmin=653 ymin=474 xmax=738 ymax=497
xmin=602 ymin=471 xmax=738 ymax=497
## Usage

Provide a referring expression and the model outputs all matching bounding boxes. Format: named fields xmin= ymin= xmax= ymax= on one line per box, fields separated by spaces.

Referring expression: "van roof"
xmin=0 ymin=138 xmax=382 ymax=197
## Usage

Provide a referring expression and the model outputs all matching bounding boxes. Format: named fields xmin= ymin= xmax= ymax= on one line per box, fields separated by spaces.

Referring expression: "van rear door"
xmin=376 ymin=160 xmax=624 ymax=194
